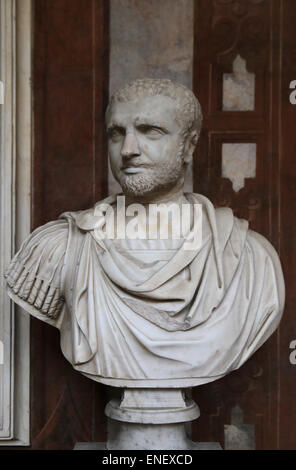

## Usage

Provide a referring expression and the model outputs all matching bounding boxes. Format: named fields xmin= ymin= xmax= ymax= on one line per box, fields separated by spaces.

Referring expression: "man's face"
xmin=106 ymin=95 xmax=186 ymax=198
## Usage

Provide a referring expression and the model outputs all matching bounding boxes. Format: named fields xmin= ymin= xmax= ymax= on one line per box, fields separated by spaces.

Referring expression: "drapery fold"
xmin=5 ymin=194 xmax=285 ymax=386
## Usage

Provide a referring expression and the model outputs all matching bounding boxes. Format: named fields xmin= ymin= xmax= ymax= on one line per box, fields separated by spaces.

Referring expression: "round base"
xmin=107 ymin=421 xmax=200 ymax=450
xmin=105 ymin=388 xmax=202 ymax=450
xmin=105 ymin=397 xmax=199 ymax=424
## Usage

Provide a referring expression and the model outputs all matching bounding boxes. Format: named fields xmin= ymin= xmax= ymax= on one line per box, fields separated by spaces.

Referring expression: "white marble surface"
xmin=0 ymin=0 xmax=31 ymax=445
xmin=105 ymin=388 xmax=216 ymax=451
xmin=222 ymin=142 xmax=256 ymax=192
xmin=223 ymin=55 xmax=255 ymax=111
xmin=5 ymin=79 xmax=285 ymax=392
xmin=107 ymin=422 xmax=219 ymax=450
xmin=105 ymin=389 xmax=200 ymax=424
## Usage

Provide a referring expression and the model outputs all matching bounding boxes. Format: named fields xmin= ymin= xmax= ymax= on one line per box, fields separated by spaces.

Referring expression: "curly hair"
xmin=106 ymin=78 xmax=203 ymax=137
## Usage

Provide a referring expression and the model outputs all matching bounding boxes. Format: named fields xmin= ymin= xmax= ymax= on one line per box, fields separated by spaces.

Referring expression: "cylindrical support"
xmin=105 ymin=388 xmax=201 ymax=450
xmin=107 ymin=421 xmax=197 ymax=450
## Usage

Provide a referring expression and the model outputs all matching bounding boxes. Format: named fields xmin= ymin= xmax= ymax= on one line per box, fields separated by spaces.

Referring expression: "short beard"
xmin=116 ymin=142 xmax=186 ymax=198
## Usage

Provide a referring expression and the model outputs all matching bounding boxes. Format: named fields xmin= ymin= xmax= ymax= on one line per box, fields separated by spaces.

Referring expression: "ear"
xmin=183 ymin=130 xmax=199 ymax=164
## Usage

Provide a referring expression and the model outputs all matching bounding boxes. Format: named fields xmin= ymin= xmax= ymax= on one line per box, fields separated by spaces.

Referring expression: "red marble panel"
xmin=32 ymin=0 xmax=109 ymax=449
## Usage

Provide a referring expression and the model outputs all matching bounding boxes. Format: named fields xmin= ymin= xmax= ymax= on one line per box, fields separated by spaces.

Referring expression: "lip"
xmin=121 ymin=164 xmax=149 ymax=174
xmin=122 ymin=167 xmax=144 ymax=174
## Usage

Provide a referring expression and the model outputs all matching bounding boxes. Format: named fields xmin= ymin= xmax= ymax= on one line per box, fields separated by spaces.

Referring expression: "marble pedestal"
xmin=74 ymin=388 xmax=222 ymax=450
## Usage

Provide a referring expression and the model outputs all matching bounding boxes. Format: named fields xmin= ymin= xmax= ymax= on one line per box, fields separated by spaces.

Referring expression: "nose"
xmin=121 ymin=132 xmax=141 ymax=159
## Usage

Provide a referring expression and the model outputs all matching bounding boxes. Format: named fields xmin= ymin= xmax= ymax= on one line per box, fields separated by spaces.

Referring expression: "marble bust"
xmin=5 ymin=78 xmax=285 ymax=389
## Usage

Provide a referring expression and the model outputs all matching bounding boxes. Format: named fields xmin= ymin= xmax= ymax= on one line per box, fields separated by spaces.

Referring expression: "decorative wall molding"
xmin=0 ymin=0 xmax=32 ymax=445
xmin=0 ymin=0 xmax=16 ymax=441
xmin=193 ymin=0 xmax=283 ymax=449
xmin=222 ymin=54 xmax=255 ymax=111
xmin=222 ymin=142 xmax=256 ymax=192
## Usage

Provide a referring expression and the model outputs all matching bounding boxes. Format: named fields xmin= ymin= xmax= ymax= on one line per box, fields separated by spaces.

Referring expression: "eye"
xmin=137 ymin=125 xmax=165 ymax=139
xmin=108 ymin=127 xmax=125 ymax=142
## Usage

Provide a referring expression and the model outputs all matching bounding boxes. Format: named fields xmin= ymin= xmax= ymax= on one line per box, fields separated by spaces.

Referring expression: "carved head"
xmin=106 ymin=78 xmax=203 ymax=198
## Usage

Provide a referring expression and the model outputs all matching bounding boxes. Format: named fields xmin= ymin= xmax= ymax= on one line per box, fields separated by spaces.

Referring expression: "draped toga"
xmin=5 ymin=193 xmax=285 ymax=387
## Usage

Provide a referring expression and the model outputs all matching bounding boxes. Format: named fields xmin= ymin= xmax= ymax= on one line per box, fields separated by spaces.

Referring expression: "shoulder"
xmin=64 ymin=195 xmax=118 ymax=232
xmin=188 ymin=193 xmax=248 ymax=250
xmin=11 ymin=218 xmax=70 ymax=271
xmin=5 ymin=218 xmax=70 ymax=323
xmin=246 ymin=228 xmax=284 ymax=269
xmin=26 ymin=217 xmax=69 ymax=251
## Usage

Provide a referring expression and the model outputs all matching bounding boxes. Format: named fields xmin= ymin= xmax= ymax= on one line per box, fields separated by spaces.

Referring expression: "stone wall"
xmin=109 ymin=0 xmax=194 ymax=194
